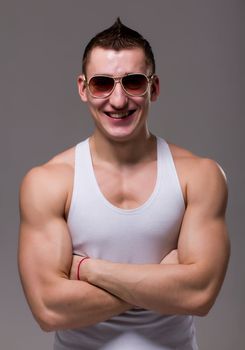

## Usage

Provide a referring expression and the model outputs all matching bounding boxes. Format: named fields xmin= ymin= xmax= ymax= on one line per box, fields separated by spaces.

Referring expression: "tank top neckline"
xmin=85 ymin=137 xmax=163 ymax=214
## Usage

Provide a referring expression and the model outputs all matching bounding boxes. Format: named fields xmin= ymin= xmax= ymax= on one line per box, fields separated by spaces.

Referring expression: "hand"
xmin=160 ymin=249 xmax=179 ymax=265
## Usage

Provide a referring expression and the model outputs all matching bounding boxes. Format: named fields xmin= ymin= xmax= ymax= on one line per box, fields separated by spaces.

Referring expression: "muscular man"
xmin=18 ymin=18 xmax=230 ymax=349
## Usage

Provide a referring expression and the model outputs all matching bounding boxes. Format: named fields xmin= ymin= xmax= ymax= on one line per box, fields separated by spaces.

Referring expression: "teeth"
xmin=107 ymin=111 xmax=131 ymax=119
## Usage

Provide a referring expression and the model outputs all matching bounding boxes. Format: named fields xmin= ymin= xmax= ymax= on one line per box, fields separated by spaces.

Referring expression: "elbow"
xmin=34 ymin=308 xmax=60 ymax=332
xmin=189 ymin=290 xmax=216 ymax=317
xmin=192 ymin=302 xmax=213 ymax=317
xmin=39 ymin=321 xmax=55 ymax=333
xmin=39 ymin=323 xmax=53 ymax=333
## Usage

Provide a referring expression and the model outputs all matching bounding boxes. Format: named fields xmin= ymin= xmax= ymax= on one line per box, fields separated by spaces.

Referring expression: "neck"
xmin=89 ymin=130 xmax=156 ymax=166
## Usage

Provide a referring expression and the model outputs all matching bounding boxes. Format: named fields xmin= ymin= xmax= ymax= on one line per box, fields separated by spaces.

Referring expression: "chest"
xmin=69 ymin=167 xmax=185 ymax=263
xmin=93 ymin=160 xmax=157 ymax=210
xmin=67 ymin=138 xmax=186 ymax=263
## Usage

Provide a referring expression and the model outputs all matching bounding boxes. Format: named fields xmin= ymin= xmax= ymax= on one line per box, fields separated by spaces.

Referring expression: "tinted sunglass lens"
xmin=89 ymin=76 xmax=114 ymax=97
xmin=123 ymin=74 xmax=148 ymax=95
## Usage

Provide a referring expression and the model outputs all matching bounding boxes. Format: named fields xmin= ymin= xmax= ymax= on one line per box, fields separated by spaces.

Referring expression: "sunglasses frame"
xmin=83 ymin=73 xmax=155 ymax=99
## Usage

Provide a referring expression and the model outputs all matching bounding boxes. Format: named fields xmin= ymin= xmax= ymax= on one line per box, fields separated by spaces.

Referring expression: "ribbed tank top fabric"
xmin=54 ymin=137 xmax=198 ymax=350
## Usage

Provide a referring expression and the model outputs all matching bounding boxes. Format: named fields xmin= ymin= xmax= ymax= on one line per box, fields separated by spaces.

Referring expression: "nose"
xmin=109 ymin=80 xmax=128 ymax=109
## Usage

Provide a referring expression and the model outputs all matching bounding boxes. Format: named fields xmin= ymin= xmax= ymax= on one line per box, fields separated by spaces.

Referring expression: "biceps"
xmin=18 ymin=219 xmax=73 ymax=295
xmin=178 ymin=213 xmax=230 ymax=286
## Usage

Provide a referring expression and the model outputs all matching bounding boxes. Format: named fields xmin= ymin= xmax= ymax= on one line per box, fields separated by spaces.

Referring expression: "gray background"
xmin=1 ymin=0 xmax=244 ymax=349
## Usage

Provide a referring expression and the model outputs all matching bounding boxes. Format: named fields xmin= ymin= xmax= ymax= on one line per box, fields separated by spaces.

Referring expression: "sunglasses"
xmin=84 ymin=73 xmax=154 ymax=98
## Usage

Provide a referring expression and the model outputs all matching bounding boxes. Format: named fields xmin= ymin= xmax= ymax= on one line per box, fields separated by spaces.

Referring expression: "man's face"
xmin=78 ymin=47 xmax=159 ymax=142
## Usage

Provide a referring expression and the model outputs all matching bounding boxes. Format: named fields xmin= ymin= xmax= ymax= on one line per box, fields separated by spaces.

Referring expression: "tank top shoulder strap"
xmin=73 ymin=138 xmax=92 ymax=188
xmin=156 ymin=136 xmax=185 ymax=205
xmin=68 ymin=138 xmax=91 ymax=218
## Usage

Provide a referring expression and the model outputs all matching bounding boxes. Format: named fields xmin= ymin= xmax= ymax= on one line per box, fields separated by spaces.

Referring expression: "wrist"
xmin=77 ymin=256 xmax=90 ymax=281
xmin=78 ymin=258 xmax=102 ymax=283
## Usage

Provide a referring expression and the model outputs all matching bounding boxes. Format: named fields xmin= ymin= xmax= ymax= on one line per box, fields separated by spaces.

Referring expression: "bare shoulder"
xmin=20 ymin=147 xmax=76 ymax=218
xmin=168 ymin=142 xmax=228 ymax=206
xmin=21 ymin=146 xmax=75 ymax=189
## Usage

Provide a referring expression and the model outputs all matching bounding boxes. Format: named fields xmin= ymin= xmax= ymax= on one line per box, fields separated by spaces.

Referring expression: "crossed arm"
xmin=18 ymin=159 xmax=230 ymax=332
xmin=18 ymin=165 xmax=132 ymax=332
xmin=72 ymin=207 xmax=228 ymax=315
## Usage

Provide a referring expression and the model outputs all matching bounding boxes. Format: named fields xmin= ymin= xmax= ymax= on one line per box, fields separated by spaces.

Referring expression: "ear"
xmin=150 ymin=75 xmax=160 ymax=102
xmin=77 ymin=75 xmax=88 ymax=102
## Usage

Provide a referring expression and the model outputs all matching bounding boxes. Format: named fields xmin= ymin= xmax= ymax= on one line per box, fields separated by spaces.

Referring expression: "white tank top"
xmin=54 ymin=136 xmax=198 ymax=350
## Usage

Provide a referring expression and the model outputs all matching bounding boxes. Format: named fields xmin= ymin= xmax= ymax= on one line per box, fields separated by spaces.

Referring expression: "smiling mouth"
xmin=104 ymin=110 xmax=136 ymax=119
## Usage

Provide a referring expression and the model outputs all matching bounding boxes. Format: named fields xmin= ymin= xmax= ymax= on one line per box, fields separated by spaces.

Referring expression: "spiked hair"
xmin=82 ymin=18 xmax=155 ymax=75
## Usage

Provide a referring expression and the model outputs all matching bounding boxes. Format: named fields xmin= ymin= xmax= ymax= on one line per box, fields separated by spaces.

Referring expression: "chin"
xmin=94 ymin=112 xmax=148 ymax=143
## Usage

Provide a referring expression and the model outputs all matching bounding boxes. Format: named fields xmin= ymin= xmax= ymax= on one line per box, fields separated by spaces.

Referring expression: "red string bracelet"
xmin=77 ymin=257 xmax=90 ymax=280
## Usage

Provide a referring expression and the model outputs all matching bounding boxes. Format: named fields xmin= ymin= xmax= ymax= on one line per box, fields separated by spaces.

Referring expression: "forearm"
xmin=24 ymin=276 xmax=131 ymax=331
xmin=81 ymin=260 xmax=211 ymax=316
